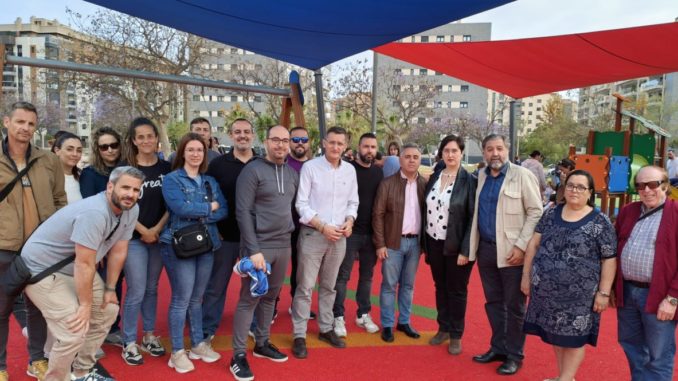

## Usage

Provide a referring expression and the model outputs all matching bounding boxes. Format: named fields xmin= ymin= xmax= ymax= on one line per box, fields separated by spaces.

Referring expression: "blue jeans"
xmin=161 ymin=243 xmax=214 ymax=352
xmin=618 ymin=281 xmax=677 ymax=381
xmin=379 ymin=237 xmax=421 ymax=328
xmin=121 ymin=240 xmax=164 ymax=345
xmin=201 ymin=240 xmax=238 ymax=338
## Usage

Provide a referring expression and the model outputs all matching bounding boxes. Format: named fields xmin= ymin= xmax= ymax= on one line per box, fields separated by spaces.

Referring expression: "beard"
xmin=358 ymin=152 xmax=373 ymax=164
xmin=292 ymin=146 xmax=308 ymax=159
xmin=111 ymin=191 xmax=135 ymax=211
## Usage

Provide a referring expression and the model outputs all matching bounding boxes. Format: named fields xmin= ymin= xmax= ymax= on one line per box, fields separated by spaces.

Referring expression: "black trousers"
xmin=425 ymin=236 xmax=474 ymax=339
xmin=289 ymin=226 xmax=301 ymax=299
xmin=477 ymin=240 xmax=526 ymax=361
xmin=0 ymin=250 xmax=47 ymax=369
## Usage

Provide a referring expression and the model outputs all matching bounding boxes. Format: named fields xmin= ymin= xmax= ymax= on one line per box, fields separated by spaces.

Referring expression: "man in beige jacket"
xmin=469 ymin=134 xmax=542 ymax=376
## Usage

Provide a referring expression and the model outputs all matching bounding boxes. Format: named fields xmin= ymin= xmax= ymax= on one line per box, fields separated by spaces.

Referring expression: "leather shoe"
xmin=473 ymin=350 xmax=507 ymax=363
xmin=292 ymin=337 xmax=307 ymax=359
xmin=381 ymin=327 xmax=394 ymax=342
xmin=396 ymin=323 xmax=420 ymax=338
xmin=448 ymin=339 xmax=462 ymax=355
xmin=497 ymin=359 xmax=522 ymax=375
xmin=318 ymin=331 xmax=346 ymax=348
xmin=428 ymin=331 xmax=450 ymax=345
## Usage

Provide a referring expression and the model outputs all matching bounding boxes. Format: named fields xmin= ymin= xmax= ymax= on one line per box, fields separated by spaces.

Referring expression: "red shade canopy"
xmin=374 ymin=22 xmax=678 ymax=99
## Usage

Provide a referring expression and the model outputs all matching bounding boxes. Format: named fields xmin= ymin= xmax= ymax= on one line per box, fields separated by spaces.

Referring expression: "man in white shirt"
xmin=667 ymin=149 xmax=678 ymax=186
xmin=291 ymin=126 xmax=359 ymax=359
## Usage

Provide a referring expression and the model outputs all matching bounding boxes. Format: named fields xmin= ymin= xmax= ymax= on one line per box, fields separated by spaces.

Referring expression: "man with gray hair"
xmin=372 ymin=143 xmax=426 ymax=343
xmin=23 ymin=166 xmax=144 ymax=381
xmin=469 ymin=134 xmax=542 ymax=375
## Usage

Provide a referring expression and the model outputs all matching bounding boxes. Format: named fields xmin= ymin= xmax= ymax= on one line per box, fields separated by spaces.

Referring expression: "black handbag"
xmin=171 ymin=182 xmax=214 ymax=259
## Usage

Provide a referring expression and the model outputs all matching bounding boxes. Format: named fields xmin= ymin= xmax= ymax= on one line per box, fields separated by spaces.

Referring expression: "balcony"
xmin=640 ymin=80 xmax=663 ymax=92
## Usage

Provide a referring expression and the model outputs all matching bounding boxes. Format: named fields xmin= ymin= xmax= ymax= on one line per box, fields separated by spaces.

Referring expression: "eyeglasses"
xmin=565 ymin=183 xmax=590 ymax=193
xmin=269 ymin=137 xmax=290 ymax=145
xmin=291 ymin=137 xmax=309 ymax=144
xmin=635 ymin=180 xmax=665 ymax=191
xmin=98 ymin=142 xmax=120 ymax=151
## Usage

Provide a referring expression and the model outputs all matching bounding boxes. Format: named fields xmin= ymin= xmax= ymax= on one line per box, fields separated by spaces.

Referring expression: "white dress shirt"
xmin=296 ymin=156 xmax=359 ymax=227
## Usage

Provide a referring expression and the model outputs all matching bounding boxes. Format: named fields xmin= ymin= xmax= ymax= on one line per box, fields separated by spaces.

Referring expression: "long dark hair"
xmin=53 ymin=132 xmax=82 ymax=180
xmin=172 ymin=133 xmax=208 ymax=173
xmin=564 ymin=169 xmax=596 ymax=207
xmin=90 ymin=127 xmax=122 ymax=176
xmin=123 ymin=117 xmax=159 ymax=168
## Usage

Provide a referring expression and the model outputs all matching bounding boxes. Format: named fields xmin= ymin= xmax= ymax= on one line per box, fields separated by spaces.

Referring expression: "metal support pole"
xmin=314 ymin=69 xmax=327 ymax=143
xmin=509 ymin=100 xmax=517 ymax=161
xmin=371 ymin=51 xmax=378 ymax=134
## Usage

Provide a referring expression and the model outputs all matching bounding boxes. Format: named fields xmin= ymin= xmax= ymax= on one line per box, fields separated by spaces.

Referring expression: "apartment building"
xmin=488 ymin=91 xmax=578 ymax=136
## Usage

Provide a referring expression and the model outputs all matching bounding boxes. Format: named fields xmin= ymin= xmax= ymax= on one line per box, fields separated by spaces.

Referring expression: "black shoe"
xmin=473 ymin=350 xmax=507 ymax=364
xmin=396 ymin=323 xmax=420 ymax=338
xmin=381 ymin=327 xmax=394 ymax=342
xmin=253 ymin=341 xmax=288 ymax=363
xmin=230 ymin=352 xmax=254 ymax=381
xmin=318 ymin=330 xmax=346 ymax=348
xmin=292 ymin=338 xmax=307 ymax=359
xmin=497 ymin=359 xmax=522 ymax=375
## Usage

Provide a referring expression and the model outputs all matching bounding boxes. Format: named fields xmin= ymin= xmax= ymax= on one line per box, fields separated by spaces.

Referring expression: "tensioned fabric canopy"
xmin=85 ymin=0 xmax=512 ymax=70
xmin=374 ymin=22 xmax=678 ymax=99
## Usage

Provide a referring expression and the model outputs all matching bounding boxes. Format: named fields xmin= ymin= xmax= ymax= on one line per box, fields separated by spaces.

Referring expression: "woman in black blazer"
xmin=422 ymin=134 xmax=477 ymax=355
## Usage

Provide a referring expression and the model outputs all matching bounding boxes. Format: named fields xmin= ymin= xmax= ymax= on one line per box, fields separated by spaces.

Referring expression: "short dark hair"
xmin=358 ymin=132 xmax=377 ymax=145
xmin=326 ymin=126 xmax=347 ymax=137
xmin=190 ymin=117 xmax=211 ymax=128
xmin=290 ymin=126 xmax=308 ymax=135
xmin=564 ymin=169 xmax=596 ymax=207
xmin=172 ymin=133 xmax=208 ymax=173
xmin=229 ymin=118 xmax=253 ymax=132
xmin=436 ymin=135 xmax=465 ymax=159
xmin=557 ymin=158 xmax=575 ymax=171
xmin=482 ymin=134 xmax=509 ymax=150
xmin=8 ymin=101 xmax=38 ymax=119
xmin=529 ymin=150 xmax=541 ymax=158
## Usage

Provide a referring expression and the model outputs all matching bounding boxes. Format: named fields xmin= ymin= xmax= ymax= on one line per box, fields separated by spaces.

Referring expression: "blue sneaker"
xmin=71 ymin=370 xmax=115 ymax=381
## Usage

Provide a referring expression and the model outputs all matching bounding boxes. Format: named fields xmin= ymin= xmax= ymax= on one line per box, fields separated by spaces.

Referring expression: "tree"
xmin=333 ymin=59 xmax=438 ymax=144
xmin=67 ymin=8 xmax=215 ymax=155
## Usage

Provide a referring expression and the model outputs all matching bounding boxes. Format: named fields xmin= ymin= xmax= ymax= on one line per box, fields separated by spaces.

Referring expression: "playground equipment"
xmin=570 ymin=93 xmax=672 ymax=217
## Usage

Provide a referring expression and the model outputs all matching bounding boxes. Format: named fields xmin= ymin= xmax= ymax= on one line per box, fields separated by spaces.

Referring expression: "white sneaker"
xmin=168 ymin=350 xmax=195 ymax=374
xmin=333 ymin=316 xmax=347 ymax=338
xmin=356 ymin=313 xmax=380 ymax=333
xmin=189 ymin=341 xmax=221 ymax=363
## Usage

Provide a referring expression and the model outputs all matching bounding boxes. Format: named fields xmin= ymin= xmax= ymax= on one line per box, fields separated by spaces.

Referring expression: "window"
xmin=255 ymin=64 xmax=263 ymax=70
xmin=231 ymin=95 xmax=238 ymax=102
xmin=434 ymin=117 xmax=441 ymax=123
xmin=392 ymin=85 xmax=401 ymax=91
xmin=230 ymin=64 xmax=238 ymax=71
xmin=461 ymin=85 xmax=469 ymax=92
xmin=529 ymin=103 xmax=533 ymax=107
xmin=394 ymin=68 xmax=402 ymax=75
xmin=537 ymin=99 xmax=542 ymax=103
xmin=435 ymin=71 xmax=442 ymax=76
xmin=528 ymin=111 xmax=532 ymax=115
xmin=419 ymin=68 xmax=427 ymax=76
xmin=460 ymin=102 xmax=468 ymax=108
xmin=435 ymin=101 xmax=442 ymax=109
xmin=193 ymin=95 xmax=200 ymax=102
xmin=536 ymin=107 xmax=541 ymax=111
xmin=217 ymin=95 xmax=224 ymax=102
xmin=410 ymin=36 xmax=416 ymax=42
xmin=230 ymin=48 xmax=238 ymax=54
xmin=217 ymin=111 xmax=224 ymax=117
xmin=420 ymin=36 xmax=429 ymax=43
xmin=217 ymin=48 xmax=224 ymax=54
xmin=463 ymin=35 xmax=472 ymax=42
xmin=254 ymin=95 xmax=262 ymax=102
xmin=435 ymin=85 xmax=443 ymax=91
xmin=417 ymin=117 xmax=426 ymax=124
xmin=436 ymin=35 xmax=444 ymax=42
xmin=450 ymin=35 xmax=455 ymax=42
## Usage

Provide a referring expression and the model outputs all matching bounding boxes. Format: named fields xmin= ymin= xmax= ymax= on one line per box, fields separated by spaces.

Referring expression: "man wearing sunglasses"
xmin=614 ymin=165 xmax=678 ymax=380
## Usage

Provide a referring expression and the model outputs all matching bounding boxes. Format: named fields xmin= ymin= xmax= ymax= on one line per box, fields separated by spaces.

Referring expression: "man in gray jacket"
xmin=229 ymin=125 xmax=299 ymax=381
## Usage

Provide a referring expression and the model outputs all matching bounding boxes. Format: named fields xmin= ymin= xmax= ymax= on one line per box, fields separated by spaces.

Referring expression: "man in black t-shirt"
xmin=332 ymin=133 xmax=384 ymax=338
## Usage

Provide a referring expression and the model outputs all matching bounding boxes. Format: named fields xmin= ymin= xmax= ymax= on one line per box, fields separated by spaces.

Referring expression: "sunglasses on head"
xmin=291 ymin=137 xmax=309 ymax=144
xmin=98 ymin=142 xmax=120 ymax=151
xmin=635 ymin=180 xmax=665 ymax=191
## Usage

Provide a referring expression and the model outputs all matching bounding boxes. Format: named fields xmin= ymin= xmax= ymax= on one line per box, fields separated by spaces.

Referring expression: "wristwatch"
xmin=666 ymin=296 xmax=678 ymax=306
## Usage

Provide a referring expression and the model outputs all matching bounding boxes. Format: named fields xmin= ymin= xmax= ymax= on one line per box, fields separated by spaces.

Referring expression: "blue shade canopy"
xmin=85 ymin=0 xmax=512 ymax=69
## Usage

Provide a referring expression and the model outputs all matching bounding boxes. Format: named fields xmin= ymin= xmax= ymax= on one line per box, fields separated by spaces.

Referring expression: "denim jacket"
xmin=160 ymin=168 xmax=228 ymax=250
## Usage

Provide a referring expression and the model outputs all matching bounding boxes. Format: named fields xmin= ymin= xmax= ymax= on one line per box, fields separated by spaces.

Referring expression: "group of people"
xmin=0 ymin=100 xmax=676 ymax=381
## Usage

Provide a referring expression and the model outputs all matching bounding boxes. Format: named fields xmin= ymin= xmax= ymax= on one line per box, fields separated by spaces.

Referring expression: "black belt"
xmin=402 ymin=234 xmax=418 ymax=239
xmin=625 ymin=279 xmax=651 ymax=289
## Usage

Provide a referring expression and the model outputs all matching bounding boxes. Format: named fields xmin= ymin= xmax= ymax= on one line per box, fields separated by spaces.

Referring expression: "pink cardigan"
xmin=614 ymin=199 xmax=678 ymax=319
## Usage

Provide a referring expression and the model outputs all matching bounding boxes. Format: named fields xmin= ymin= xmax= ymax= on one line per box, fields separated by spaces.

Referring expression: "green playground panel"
xmin=629 ymin=134 xmax=655 ymax=165
xmin=592 ymin=131 xmax=625 ymax=156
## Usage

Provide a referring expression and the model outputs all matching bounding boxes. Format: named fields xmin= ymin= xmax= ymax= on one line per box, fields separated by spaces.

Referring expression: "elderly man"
xmin=292 ymin=126 xmax=358 ymax=359
xmin=372 ymin=143 xmax=426 ymax=343
xmin=229 ymin=126 xmax=299 ymax=381
xmin=615 ymin=165 xmax=678 ymax=381
xmin=0 ymin=101 xmax=66 ymax=381
xmin=23 ymin=166 xmax=143 ymax=381
xmin=469 ymin=134 xmax=543 ymax=375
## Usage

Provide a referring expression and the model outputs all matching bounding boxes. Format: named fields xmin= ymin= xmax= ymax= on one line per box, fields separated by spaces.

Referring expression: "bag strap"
xmin=0 ymin=157 xmax=39 ymax=204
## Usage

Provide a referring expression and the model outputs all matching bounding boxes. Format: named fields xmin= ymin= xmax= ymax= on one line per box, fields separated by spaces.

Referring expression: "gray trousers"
xmin=231 ymin=247 xmax=290 ymax=354
xmin=292 ymin=227 xmax=346 ymax=338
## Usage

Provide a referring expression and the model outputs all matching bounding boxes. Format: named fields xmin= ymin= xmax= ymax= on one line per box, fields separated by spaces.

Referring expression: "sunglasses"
xmin=291 ymin=137 xmax=309 ymax=144
xmin=635 ymin=180 xmax=665 ymax=191
xmin=98 ymin=142 xmax=120 ymax=151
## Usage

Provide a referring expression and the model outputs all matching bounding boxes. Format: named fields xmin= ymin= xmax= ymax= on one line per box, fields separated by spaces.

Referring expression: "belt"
xmin=625 ymin=279 xmax=651 ymax=289
xmin=401 ymin=234 xmax=418 ymax=239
